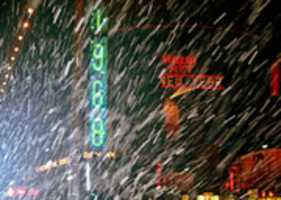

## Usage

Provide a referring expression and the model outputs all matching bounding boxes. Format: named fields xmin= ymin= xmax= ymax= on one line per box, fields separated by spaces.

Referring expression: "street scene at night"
xmin=0 ymin=0 xmax=281 ymax=199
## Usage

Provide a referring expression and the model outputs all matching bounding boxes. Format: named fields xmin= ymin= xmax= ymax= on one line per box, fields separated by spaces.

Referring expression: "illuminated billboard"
xmin=89 ymin=8 xmax=108 ymax=151
xmin=5 ymin=187 xmax=40 ymax=198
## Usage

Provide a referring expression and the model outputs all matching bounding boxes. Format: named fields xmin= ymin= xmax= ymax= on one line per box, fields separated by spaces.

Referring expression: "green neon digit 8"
xmin=92 ymin=43 xmax=104 ymax=71
xmin=91 ymin=118 xmax=105 ymax=147
xmin=92 ymin=80 xmax=104 ymax=107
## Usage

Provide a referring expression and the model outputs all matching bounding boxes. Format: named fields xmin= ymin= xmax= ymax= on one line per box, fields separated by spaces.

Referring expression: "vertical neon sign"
xmin=271 ymin=60 xmax=280 ymax=96
xmin=156 ymin=161 xmax=162 ymax=188
xmin=89 ymin=8 xmax=108 ymax=151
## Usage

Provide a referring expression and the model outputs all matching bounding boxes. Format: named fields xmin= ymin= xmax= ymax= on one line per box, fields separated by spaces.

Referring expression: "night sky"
xmin=0 ymin=0 xmax=281 ymax=199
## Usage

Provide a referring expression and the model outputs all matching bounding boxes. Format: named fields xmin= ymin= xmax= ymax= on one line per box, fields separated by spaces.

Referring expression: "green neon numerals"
xmin=92 ymin=43 xmax=104 ymax=71
xmin=91 ymin=80 xmax=104 ymax=107
xmin=89 ymin=8 xmax=108 ymax=151
xmin=90 ymin=117 xmax=106 ymax=147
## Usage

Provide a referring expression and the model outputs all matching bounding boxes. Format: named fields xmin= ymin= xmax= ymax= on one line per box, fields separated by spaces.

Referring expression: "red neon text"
xmin=271 ymin=62 xmax=280 ymax=96
xmin=6 ymin=187 xmax=40 ymax=198
xmin=161 ymin=74 xmax=224 ymax=90
xmin=162 ymin=54 xmax=197 ymax=66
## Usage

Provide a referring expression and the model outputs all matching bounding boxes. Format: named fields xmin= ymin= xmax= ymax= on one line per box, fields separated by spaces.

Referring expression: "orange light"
xmin=83 ymin=151 xmax=93 ymax=160
xmin=106 ymin=152 xmax=116 ymax=158
xmin=182 ymin=195 xmax=189 ymax=200
xmin=18 ymin=35 xmax=23 ymax=41
xmin=27 ymin=8 xmax=34 ymax=15
xmin=269 ymin=192 xmax=274 ymax=197
xmin=14 ymin=47 xmax=19 ymax=52
xmin=58 ymin=158 xmax=70 ymax=165
xmin=10 ymin=56 xmax=15 ymax=61
xmin=23 ymin=22 xmax=29 ymax=28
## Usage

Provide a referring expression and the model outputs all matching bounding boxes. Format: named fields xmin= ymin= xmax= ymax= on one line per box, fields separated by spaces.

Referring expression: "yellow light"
xmin=58 ymin=158 xmax=70 ymax=165
xmin=36 ymin=152 xmax=115 ymax=173
xmin=10 ymin=56 xmax=15 ymax=61
xmin=14 ymin=47 xmax=19 ymax=52
xmin=7 ymin=65 xmax=12 ymax=70
xmin=5 ymin=74 xmax=9 ymax=79
xmin=50 ymin=161 xmax=58 ymax=168
xmin=197 ymin=195 xmax=205 ymax=200
xmin=212 ymin=195 xmax=219 ymax=200
xmin=23 ymin=22 xmax=29 ymax=28
xmin=27 ymin=8 xmax=34 ymax=15
xmin=106 ymin=152 xmax=116 ymax=159
xmin=182 ymin=195 xmax=189 ymax=200
xmin=83 ymin=151 xmax=93 ymax=160
xmin=170 ymin=86 xmax=194 ymax=99
xmin=18 ymin=35 xmax=23 ymax=41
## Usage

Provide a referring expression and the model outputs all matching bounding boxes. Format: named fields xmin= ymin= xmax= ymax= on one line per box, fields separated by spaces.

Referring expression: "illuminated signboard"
xmin=36 ymin=151 xmax=116 ymax=172
xmin=5 ymin=187 xmax=40 ymax=198
xmin=247 ymin=190 xmax=281 ymax=200
xmin=89 ymin=8 xmax=108 ymax=151
xmin=160 ymin=54 xmax=224 ymax=94
xmin=162 ymin=54 xmax=225 ymax=137
xmin=271 ymin=57 xmax=281 ymax=96
xmin=197 ymin=193 xmax=219 ymax=200
xmin=160 ymin=54 xmax=224 ymax=100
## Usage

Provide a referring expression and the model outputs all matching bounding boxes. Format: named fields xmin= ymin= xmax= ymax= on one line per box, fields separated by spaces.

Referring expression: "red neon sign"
xmin=224 ymin=165 xmax=248 ymax=193
xmin=162 ymin=54 xmax=197 ymax=73
xmin=6 ymin=187 xmax=40 ymax=198
xmin=271 ymin=59 xmax=280 ymax=96
xmin=160 ymin=54 xmax=224 ymax=91
xmin=156 ymin=161 xmax=162 ymax=188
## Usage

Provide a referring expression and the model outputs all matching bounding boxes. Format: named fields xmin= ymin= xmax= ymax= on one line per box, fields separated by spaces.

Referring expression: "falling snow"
xmin=0 ymin=0 xmax=280 ymax=199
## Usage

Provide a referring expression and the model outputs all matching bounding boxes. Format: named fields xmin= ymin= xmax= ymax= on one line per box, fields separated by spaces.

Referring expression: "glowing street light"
xmin=18 ymin=35 xmax=23 ymax=41
xmin=27 ymin=8 xmax=34 ymax=15
xmin=7 ymin=65 xmax=12 ymax=70
xmin=14 ymin=47 xmax=19 ymax=52
xmin=23 ymin=22 xmax=29 ymax=28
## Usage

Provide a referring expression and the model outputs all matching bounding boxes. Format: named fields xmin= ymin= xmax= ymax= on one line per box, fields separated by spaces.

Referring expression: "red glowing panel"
xmin=160 ymin=74 xmax=224 ymax=90
xmin=271 ymin=62 xmax=280 ymax=96
xmin=156 ymin=161 xmax=162 ymax=188
xmin=17 ymin=187 xmax=27 ymax=196
xmin=6 ymin=187 xmax=40 ymax=198
xmin=28 ymin=188 xmax=40 ymax=196
xmin=160 ymin=54 xmax=224 ymax=94
xmin=163 ymin=100 xmax=180 ymax=138
xmin=162 ymin=54 xmax=197 ymax=67
xmin=6 ymin=188 xmax=16 ymax=197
